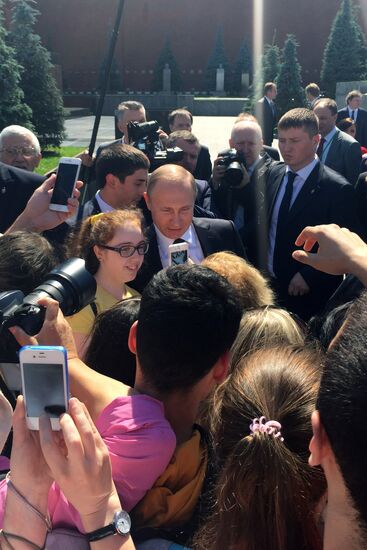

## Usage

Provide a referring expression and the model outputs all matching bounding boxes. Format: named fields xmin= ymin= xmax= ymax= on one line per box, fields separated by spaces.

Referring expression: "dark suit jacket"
xmin=255 ymin=98 xmax=277 ymax=146
xmin=130 ymin=217 xmax=247 ymax=293
xmin=268 ymin=161 xmax=361 ymax=318
xmin=323 ymin=128 xmax=361 ymax=185
xmin=355 ymin=171 xmax=367 ymax=238
xmin=0 ymin=162 xmax=45 ymax=233
xmin=337 ymin=107 xmax=367 ymax=148
xmin=194 ymin=144 xmax=212 ymax=182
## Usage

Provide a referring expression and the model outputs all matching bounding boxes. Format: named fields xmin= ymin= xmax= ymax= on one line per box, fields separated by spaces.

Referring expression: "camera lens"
xmin=22 ymin=258 xmax=96 ymax=316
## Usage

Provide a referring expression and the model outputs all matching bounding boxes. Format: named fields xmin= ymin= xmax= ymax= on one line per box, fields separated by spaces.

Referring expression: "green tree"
xmin=0 ymin=0 xmax=32 ymax=129
xmin=230 ymin=40 xmax=252 ymax=95
xmin=253 ymin=43 xmax=281 ymax=99
xmin=151 ymin=38 xmax=182 ymax=92
xmin=321 ymin=0 xmax=367 ymax=97
xmin=205 ymin=28 xmax=229 ymax=92
xmin=9 ymin=0 xmax=65 ymax=148
xmin=276 ymin=35 xmax=305 ymax=116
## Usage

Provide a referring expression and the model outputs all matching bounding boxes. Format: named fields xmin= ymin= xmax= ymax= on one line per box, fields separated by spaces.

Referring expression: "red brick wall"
xmin=31 ymin=0 xmax=366 ymax=92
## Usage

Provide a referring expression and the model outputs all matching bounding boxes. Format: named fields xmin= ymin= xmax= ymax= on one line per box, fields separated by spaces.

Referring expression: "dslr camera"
xmin=128 ymin=120 xmax=183 ymax=171
xmin=0 ymin=258 xmax=96 ymax=388
xmin=217 ymin=148 xmax=246 ymax=188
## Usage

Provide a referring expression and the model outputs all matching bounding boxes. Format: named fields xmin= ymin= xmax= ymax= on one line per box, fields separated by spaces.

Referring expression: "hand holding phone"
xmin=49 ymin=157 xmax=81 ymax=212
xmin=19 ymin=346 xmax=69 ymax=430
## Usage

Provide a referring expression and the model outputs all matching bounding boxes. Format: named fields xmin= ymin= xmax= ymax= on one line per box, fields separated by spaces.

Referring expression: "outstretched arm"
xmin=292 ymin=224 xmax=367 ymax=286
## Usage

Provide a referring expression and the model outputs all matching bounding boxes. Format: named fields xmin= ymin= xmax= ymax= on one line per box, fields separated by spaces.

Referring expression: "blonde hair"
xmin=230 ymin=306 xmax=305 ymax=371
xmin=202 ymin=252 xmax=274 ymax=310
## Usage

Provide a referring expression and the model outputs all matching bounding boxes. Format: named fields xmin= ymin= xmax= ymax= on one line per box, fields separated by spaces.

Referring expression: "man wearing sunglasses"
xmin=0 ymin=125 xmax=42 ymax=172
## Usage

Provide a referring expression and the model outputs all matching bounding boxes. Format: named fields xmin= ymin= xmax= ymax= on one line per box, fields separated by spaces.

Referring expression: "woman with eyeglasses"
xmin=67 ymin=209 xmax=148 ymax=358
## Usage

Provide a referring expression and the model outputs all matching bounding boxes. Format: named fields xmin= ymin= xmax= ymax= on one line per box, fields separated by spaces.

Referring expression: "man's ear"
xmin=212 ymin=351 xmax=230 ymax=384
xmin=309 ymin=410 xmax=331 ymax=467
xmin=144 ymin=191 xmax=151 ymax=211
xmin=105 ymin=173 xmax=119 ymax=189
xmin=128 ymin=320 xmax=138 ymax=354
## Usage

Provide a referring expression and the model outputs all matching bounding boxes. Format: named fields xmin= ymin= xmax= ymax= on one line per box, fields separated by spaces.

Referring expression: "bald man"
xmin=130 ymin=164 xmax=246 ymax=292
xmin=212 ymin=120 xmax=276 ymax=267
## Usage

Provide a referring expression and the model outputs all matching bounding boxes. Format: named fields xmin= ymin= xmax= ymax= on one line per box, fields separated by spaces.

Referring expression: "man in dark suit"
xmin=254 ymin=82 xmax=277 ymax=146
xmin=267 ymin=108 xmax=361 ymax=320
xmin=0 ymin=161 xmax=44 ymax=233
xmin=211 ymin=119 xmax=276 ymax=267
xmin=131 ymin=164 xmax=246 ymax=293
xmin=314 ymin=98 xmax=361 ymax=185
xmin=168 ymin=108 xmax=212 ymax=182
xmin=337 ymin=90 xmax=367 ymax=148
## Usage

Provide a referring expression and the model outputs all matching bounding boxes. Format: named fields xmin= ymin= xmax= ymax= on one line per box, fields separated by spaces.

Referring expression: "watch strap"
xmin=86 ymin=523 xmax=116 ymax=543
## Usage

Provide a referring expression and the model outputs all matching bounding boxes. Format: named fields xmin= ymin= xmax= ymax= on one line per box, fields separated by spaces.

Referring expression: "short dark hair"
xmin=264 ymin=82 xmax=276 ymax=94
xmin=278 ymin=108 xmax=319 ymax=137
xmin=0 ymin=232 xmax=56 ymax=295
xmin=116 ymin=101 xmax=145 ymax=122
xmin=337 ymin=117 xmax=355 ymax=132
xmin=136 ymin=264 xmax=242 ymax=394
xmin=95 ymin=143 xmax=149 ymax=189
xmin=313 ymin=97 xmax=338 ymax=116
xmin=166 ymin=130 xmax=199 ymax=148
xmin=168 ymin=108 xmax=193 ymax=127
xmin=317 ymin=291 xmax=367 ymax=531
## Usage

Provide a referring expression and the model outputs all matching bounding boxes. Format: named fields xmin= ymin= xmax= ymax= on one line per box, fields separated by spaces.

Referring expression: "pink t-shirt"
xmin=0 ymin=394 xmax=176 ymax=532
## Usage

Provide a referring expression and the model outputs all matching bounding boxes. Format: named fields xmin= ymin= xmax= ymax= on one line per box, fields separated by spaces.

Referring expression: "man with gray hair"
xmin=211 ymin=119 xmax=275 ymax=267
xmin=0 ymin=125 xmax=41 ymax=172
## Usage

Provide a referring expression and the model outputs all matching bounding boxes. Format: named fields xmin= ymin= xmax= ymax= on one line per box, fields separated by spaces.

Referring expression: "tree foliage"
xmin=151 ymin=38 xmax=182 ymax=92
xmin=253 ymin=44 xmax=281 ymax=99
xmin=230 ymin=40 xmax=252 ymax=95
xmin=0 ymin=0 xmax=32 ymax=129
xmin=321 ymin=0 xmax=367 ymax=97
xmin=204 ymin=28 xmax=229 ymax=92
xmin=276 ymin=34 xmax=305 ymax=116
xmin=9 ymin=0 xmax=65 ymax=147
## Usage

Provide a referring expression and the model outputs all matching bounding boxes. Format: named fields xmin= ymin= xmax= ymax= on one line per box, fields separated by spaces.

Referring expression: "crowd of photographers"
xmin=0 ymin=86 xmax=366 ymax=548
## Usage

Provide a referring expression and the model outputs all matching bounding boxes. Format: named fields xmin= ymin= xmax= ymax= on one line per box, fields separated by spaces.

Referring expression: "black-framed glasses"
xmin=0 ymin=146 xmax=37 ymax=157
xmin=98 ymin=241 xmax=149 ymax=258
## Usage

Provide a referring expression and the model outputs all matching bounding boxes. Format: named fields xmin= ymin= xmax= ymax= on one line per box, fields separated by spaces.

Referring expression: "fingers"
xmin=12 ymin=396 xmax=28 ymax=445
xmin=39 ymin=413 xmax=70 ymax=474
xmin=41 ymin=174 xmax=57 ymax=191
xmin=37 ymin=297 xmax=60 ymax=322
xmin=8 ymin=326 xmax=38 ymax=347
xmin=292 ymin=249 xmax=315 ymax=265
xmin=68 ymin=398 xmax=96 ymax=458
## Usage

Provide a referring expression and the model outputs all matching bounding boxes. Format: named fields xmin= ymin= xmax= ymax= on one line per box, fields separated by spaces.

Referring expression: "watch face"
xmin=115 ymin=510 xmax=131 ymax=536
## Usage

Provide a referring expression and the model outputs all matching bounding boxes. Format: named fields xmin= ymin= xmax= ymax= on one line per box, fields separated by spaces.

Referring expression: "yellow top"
xmin=67 ymin=283 xmax=140 ymax=336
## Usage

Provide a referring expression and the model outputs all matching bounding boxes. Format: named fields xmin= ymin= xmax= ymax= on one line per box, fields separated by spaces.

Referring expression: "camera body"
xmin=217 ymin=148 xmax=246 ymax=188
xmin=0 ymin=258 xmax=96 ymax=364
xmin=128 ymin=120 xmax=184 ymax=170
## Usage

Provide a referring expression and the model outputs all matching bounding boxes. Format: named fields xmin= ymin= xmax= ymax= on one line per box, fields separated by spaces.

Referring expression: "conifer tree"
xmin=205 ymin=28 xmax=229 ymax=92
xmin=253 ymin=43 xmax=281 ymax=99
xmin=276 ymin=35 xmax=305 ymax=116
xmin=230 ymin=40 xmax=252 ymax=95
xmin=9 ymin=0 xmax=65 ymax=148
xmin=0 ymin=0 xmax=32 ymax=129
xmin=321 ymin=0 xmax=367 ymax=98
xmin=151 ymin=38 xmax=182 ymax=92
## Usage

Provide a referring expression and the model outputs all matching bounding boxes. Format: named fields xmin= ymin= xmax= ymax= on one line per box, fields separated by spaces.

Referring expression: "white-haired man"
xmin=0 ymin=125 xmax=41 ymax=172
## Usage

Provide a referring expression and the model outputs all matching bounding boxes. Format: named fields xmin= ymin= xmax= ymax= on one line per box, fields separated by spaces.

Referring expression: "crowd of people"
xmin=0 ymin=84 xmax=366 ymax=549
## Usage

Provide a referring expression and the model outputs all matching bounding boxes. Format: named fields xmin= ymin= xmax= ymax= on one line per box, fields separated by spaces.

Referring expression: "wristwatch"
xmin=86 ymin=510 xmax=131 ymax=542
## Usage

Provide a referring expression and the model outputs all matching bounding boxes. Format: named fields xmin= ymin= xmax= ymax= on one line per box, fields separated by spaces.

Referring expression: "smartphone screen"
xmin=170 ymin=249 xmax=188 ymax=265
xmin=50 ymin=162 xmax=80 ymax=206
xmin=22 ymin=362 xmax=67 ymax=418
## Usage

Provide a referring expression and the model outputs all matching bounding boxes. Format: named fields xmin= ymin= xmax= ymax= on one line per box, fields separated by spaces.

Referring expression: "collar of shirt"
xmin=323 ymin=126 xmax=337 ymax=145
xmin=348 ymin=107 xmax=358 ymax=117
xmin=247 ymin=155 xmax=262 ymax=176
xmin=154 ymin=223 xmax=203 ymax=268
xmin=265 ymin=96 xmax=273 ymax=105
xmin=286 ymin=156 xmax=319 ymax=183
xmin=95 ymin=190 xmax=115 ymax=213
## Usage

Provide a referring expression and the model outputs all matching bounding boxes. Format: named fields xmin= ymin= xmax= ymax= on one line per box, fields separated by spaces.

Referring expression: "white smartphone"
xmin=49 ymin=157 xmax=81 ymax=212
xmin=168 ymin=241 xmax=189 ymax=266
xmin=19 ymin=346 xmax=69 ymax=431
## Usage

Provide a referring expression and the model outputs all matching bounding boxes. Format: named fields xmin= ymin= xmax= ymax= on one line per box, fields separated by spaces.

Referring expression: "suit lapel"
xmin=192 ymin=219 xmax=212 ymax=256
xmin=267 ymin=166 xmax=286 ymax=220
xmin=286 ymin=163 xmax=321 ymax=223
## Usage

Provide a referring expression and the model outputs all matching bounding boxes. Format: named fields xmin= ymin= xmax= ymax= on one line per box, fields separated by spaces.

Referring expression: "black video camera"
xmin=217 ymin=148 xmax=246 ymax=188
xmin=128 ymin=120 xmax=184 ymax=171
xmin=0 ymin=258 xmax=96 ymax=369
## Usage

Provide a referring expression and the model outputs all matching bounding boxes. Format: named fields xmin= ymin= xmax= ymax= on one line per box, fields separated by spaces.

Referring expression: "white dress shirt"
xmin=268 ymin=157 xmax=319 ymax=276
xmin=320 ymin=127 xmax=337 ymax=163
xmin=154 ymin=224 xmax=204 ymax=268
xmin=95 ymin=190 xmax=115 ymax=213
xmin=348 ymin=107 xmax=359 ymax=121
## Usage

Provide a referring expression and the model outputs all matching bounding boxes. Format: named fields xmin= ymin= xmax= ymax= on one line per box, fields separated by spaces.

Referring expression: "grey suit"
xmin=323 ymin=128 xmax=361 ymax=185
